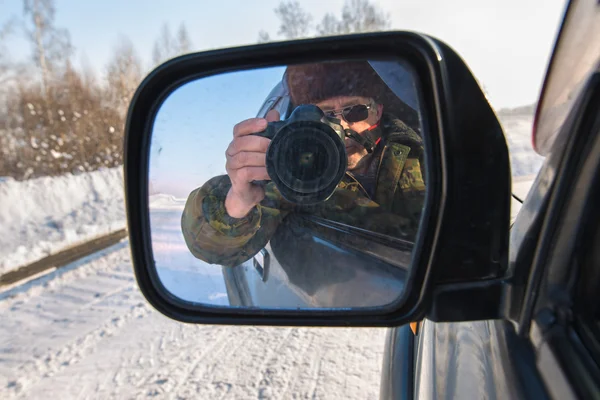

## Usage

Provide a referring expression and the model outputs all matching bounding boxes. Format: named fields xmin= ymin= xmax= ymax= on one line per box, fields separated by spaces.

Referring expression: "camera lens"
xmin=274 ymin=124 xmax=339 ymax=192
xmin=267 ymin=121 xmax=346 ymax=204
xmin=286 ymin=138 xmax=329 ymax=181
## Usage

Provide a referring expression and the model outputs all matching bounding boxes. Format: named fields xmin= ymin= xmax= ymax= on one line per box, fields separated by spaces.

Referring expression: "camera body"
xmin=254 ymin=105 xmax=348 ymax=205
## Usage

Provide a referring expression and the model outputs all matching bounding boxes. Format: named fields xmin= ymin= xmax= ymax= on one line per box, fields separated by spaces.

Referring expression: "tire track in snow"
xmin=135 ymin=325 xmax=246 ymax=399
xmin=255 ymin=328 xmax=316 ymax=399
xmin=1 ymin=246 xmax=141 ymax=397
xmin=1 ymin=245 xmax=387 ymax=399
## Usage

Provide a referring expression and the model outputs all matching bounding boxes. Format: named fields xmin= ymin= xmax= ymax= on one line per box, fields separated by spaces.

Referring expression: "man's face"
xmin=315 ymin=96 xmax=383 ymax=170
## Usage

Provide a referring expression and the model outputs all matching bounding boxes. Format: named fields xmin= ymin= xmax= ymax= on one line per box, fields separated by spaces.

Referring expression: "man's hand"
xmin=225 ymin=110 xmax=280 ymax=218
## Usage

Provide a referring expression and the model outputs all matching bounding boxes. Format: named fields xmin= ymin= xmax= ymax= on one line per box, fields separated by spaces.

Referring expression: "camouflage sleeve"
xmin=377 ymin=116 xmax=427 ymax=240
xmin=181 ymin=175 xmax=290 ymax=267
xmin=367 ymin=141 xmax=426 ymax=242
xmin=393 ymin=155 xmax=426 ymax=237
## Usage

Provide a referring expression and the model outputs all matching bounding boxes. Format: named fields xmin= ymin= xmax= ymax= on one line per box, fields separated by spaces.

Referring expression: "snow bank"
xmin=0 ymin=167 xmax=126 ymax=275
xmin=148 ymin=193 xmax=186 ymax=209
xmin=498 ymin=109 xmax=545 ymax=178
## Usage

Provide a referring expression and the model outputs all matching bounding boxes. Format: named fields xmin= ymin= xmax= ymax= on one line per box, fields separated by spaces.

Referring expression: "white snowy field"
xmin=498 ymin=105 xmax=545 ymax=180
xmin=498 ymin=106 xmax=545 ymax=204
xmin=0 ymin=167 xmax=126 ymax=276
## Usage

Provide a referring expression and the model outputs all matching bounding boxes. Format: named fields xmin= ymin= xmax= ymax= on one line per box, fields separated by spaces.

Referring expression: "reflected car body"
xmin=224 ymin=215 xmax=410 ymax=309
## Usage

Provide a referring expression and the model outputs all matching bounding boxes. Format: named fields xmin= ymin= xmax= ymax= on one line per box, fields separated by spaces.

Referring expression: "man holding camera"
xmin=181 ymin=61 xmax=426 ymax=267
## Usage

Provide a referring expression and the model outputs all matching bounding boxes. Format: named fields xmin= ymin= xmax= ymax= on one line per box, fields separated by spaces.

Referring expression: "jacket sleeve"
xmin=374 ymin=120 xmax=427 ymax=242
xmin=181 ymin=175 xmax=290 ymax=267
xmin=393 ymin=155 xmax=426 ymax=239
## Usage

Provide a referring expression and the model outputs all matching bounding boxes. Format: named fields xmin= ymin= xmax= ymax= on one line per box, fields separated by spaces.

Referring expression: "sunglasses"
xmin=321 ymin=102 xmax=374 ymax=123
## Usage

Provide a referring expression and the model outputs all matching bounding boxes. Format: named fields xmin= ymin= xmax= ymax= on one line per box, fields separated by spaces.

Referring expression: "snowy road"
xmin=0 ymin=241 xmax=387 ymax=400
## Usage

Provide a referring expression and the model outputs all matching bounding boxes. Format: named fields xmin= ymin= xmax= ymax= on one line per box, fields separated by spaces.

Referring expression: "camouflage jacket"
xmin=181 ymin=113 xmax=426 ymax=267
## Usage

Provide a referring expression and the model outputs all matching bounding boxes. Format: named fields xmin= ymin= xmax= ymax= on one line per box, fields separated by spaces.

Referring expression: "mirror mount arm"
xmin=427 ymin=279 xmax=508 ymax=322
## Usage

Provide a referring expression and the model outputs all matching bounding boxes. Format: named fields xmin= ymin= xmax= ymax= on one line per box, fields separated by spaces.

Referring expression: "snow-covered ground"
xmin=149 ymin=194 xmax=229 ymax=305
xmin=498 ymin=105 xmax=545 ymax=180
xmin=0 ymin=243 xmax=386 ymax=399
xmin=0 ymin=167 xmax=126 ymax=275
xmin=498 ymin=107 xmax=545 ymax=204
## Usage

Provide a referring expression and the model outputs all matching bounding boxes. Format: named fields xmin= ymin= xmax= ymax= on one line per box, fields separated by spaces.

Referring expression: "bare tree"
xmin=274 ymin=0 xmax=312 ymax=39
xmin=0 ymin=18 xmax=17 ymax=85
xmin=176 ymin=22 xmax=192 ymax=54
xmin=260 ymin=0 xmax=390 ymax=41
xmin=106 ymin=35 xmax=143 ymax=116
xmin=0 ymin=19 xmax=18 ymax=175
xmin=315 ymin=14 xmax=340 ymax=36
xmin=257 ymin=30 xmax=271 ymax=43
xmin=78 ymin=52 xmax=99 ymax=91
xmin=339 ymin=0 xmax=390 ymax=33
xmin=23 ymin=0 xmax=73 ymax=94
xmin=23 ymin=0 xmax=73 ymax=125
xmin=152 ymin=22 xmax=193 ymax=65
xmin=1 ymin=59 xmax=123 ymax=179
xmin=317 ymin=0 xmax=390 ymax=35
xmin=152 ymin=23 xmax=173 ymax=65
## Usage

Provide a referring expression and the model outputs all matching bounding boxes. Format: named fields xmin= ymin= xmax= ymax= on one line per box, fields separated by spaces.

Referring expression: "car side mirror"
xmin=124 ymin=32 xmax=511 ymax=327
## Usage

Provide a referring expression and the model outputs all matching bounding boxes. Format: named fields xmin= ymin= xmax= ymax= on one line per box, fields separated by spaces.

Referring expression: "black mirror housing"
xmin=124 ymin=32 xmax=511 ymax=326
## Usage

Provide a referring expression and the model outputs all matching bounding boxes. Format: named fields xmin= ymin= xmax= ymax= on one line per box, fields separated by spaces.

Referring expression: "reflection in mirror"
xmin=149 ymin=59 xmax=427 ymax=310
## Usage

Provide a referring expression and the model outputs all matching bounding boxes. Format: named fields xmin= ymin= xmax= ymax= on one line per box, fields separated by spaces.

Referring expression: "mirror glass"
xmin=149 ymin=59 xmax=427 ymax=310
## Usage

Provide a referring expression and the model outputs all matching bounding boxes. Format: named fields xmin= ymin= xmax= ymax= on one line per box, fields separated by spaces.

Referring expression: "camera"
xmin=254 ymin=105 xmax=347 ymax=205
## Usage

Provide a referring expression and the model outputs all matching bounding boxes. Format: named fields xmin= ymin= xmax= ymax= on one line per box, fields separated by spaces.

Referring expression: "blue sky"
xmin=1 ymin=0 xmax=566 ymax=109
xmin=150 ymin=66 xmax=286 ymax=196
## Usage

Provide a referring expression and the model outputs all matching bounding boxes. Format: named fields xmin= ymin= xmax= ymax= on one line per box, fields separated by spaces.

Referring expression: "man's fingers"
xmin=226 ymin=136 xmax=270 ymax=156
xmin=235 ymin=166 xmax=271 ymax=183
xmin=265 ymin=109 xmax=280 ymax=123
xmin=227 ymin=115 xmax=275 ymax=187
xmin=226 ymin=151 xmax=266 ymax=170
xmin=233 ymin=118 xmax=268 ymax=137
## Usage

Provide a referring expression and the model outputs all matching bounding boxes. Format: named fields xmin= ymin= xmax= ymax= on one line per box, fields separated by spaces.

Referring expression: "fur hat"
xmin=285 ymin=61 xmax=388 ymax=106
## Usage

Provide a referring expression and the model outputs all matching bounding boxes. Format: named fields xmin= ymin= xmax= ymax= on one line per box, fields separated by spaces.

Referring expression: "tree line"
xmin=0 ymin=0 xmax=389 ymax=180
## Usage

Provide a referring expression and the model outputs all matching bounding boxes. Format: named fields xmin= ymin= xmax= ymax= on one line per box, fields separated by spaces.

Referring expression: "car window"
xmin=257 ymin=98 xmax=277 ymax=117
